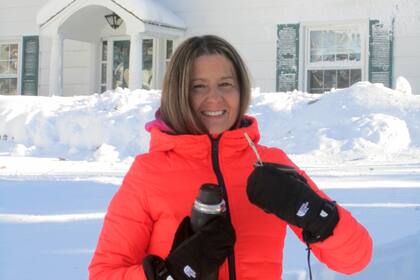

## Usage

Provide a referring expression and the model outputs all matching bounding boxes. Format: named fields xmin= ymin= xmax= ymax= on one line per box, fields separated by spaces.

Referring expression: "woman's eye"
xmin=191 ymin=84 xmax=207 ymax=92
xmin=192 ymin=84 xmax=205 ymax=90
xmin=220 ymin=82 xmax=233 ymax=88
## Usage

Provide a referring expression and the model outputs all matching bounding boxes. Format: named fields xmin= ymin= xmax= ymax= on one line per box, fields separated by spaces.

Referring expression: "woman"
xmin=89 ymin=35 xmax=372 ymax=280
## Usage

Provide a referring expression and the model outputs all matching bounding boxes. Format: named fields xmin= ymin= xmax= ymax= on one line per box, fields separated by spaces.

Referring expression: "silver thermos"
xmin=191 ymin=184 xmax=226 ymax=280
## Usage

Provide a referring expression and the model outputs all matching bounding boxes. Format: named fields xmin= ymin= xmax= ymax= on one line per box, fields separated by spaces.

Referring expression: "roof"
xmin=36 ymin=0 xmax=186 ymax=30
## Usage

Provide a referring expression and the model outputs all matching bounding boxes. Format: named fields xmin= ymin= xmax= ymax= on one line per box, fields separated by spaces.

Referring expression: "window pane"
xmin=10 ymin=44 xmax=18 ymax=59
xmin=337 ymin=70 xmax=350 ymax=88
xmin=166 ymin=40 xmax=173 ymax=60
xmin=0 ymin=45 xmax=9 ymax=60
xmin=310 ymin=31 xmax=322 ymax=62
xmin=336 ymin=48 xmax=348 ymax=61
xmin=9 ymin=60 xmax=18 ymax=74
xmin=101 ymin=63 xmax=107 ymax=84
xmin=349 ymin=33 xmax=361 ymax=61
xmin=102 ymin=41 xmax=107 ymax=61
xmin=310 ymin=49 xmax=322 ymax=63
xmin=309 ymin=70 xmax=323 ymax=91
xmin=350 ymin=69 xmax=362 ymax=85
xmin=0 ymin=78 xmax=8 ymax=93
xmin=324 ymin=70 xmax=337 ymax=89
xmin=336 ymin=32 xmax=349 ymax=48
xmin=324 ymin=31 xmax=336 ymax=49
xmin=113 ymin=40 xmax=130 ymax=89
xmin=349 ymin=52 xmax=361 ymax=61
xmin=142 ymin=39 xmax=153 ymax=89
xmin=309 ymin=28 xmax=361 ymax=64
xmin=323 ymin=53 xmax=335 ymax=62
xmin=310 ymin=31 xmax=322 ymax=49
xmin=310 ymin=88 xmax=325 ymax=94
xmin=9 ymin=78 xmax=16 ymax=94
xmin=0 ymin=61 xmax=8 ymax=74
xmin=0 ymin=78 xmax=17 ymax=95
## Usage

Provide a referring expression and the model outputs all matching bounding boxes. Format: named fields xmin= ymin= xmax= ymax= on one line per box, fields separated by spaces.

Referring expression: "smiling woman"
xmin=189 ymin=55 xmax=240 ymax=134
xmin=89 ymin=35 xmax=372 ymax=280
xmin=159 ymin=35 xmax=251 ymax=135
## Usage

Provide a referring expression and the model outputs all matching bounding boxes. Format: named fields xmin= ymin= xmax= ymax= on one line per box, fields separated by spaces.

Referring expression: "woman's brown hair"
xmin=160 ymin=35 xmax=251 ymax=135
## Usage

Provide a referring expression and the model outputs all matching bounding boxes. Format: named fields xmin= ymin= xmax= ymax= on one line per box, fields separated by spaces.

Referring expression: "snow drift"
xmin=1 ymin=82 xmax=420 ymax=163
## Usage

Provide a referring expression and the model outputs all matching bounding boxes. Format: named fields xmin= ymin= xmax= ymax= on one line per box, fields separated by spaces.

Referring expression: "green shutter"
xmin=369 ymin=19 xmax=394 ymax=88
xmin=276 ymin=24 xmax=299 ymax=92
xmin=21 ymin=36 xmax=39 ymax=96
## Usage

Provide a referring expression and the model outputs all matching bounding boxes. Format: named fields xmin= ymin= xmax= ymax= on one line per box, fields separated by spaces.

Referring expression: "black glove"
xmin=143 ymin=216 xmax=235 ymax=280
xmin=247 ymin=162 xmax=339 ymax=243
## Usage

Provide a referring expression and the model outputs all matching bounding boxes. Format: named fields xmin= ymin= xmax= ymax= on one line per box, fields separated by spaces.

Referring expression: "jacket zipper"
xmin=210 ymin=136 xmax=237 ymax=280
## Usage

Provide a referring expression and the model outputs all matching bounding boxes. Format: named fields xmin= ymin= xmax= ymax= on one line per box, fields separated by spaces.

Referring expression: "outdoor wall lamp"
xmin=105 ymin=12 xmax=123 ymax=29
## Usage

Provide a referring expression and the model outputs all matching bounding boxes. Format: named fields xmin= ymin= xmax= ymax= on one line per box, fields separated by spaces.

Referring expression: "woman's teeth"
xmin=203 ymin=110 xmax=224 ymax=116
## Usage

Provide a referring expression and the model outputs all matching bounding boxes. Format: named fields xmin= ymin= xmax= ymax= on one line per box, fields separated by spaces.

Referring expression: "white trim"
xmin=37 ymin=0 xmax=186 ymax=33
xmin=88 ymin=42 xmax=98 ymax=94
xmin=151 ymin=37 xmax=158 ymax=89
xmin=129 ymin=33 xmax=143 ymax=90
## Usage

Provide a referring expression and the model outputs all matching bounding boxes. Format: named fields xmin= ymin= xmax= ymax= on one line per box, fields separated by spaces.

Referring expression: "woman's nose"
xmin=206 ymin=86 xmax=222 ymax=101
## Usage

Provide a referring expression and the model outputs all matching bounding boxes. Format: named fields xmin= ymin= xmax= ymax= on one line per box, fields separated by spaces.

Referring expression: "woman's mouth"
xmin=202 ymin=110 xmax=226 ymax=117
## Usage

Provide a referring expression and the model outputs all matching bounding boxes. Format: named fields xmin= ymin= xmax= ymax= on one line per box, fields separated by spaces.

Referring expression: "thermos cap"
xmin=194 ymin=184 xmax=226 ymax=215
xmin=193 ymin=199 xmax=226 ymax=215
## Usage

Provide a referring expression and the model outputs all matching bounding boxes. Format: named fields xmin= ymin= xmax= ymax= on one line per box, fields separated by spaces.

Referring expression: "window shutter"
xmin=21 ymin=36 xmax=39 ymax=96
xmin=369 ymin=19 xmax=394 ymax=88
xmin=276 ymin=24 xmax=299 ymax=92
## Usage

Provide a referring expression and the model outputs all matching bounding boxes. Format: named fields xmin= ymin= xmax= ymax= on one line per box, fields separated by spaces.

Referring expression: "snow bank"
xmin=1 ymin=82 xmax=420 ymax=163
xmin=0 ymin=88 xmax=160 ymax=161
xmin=253 ymin=82 xmax=420 ymax=162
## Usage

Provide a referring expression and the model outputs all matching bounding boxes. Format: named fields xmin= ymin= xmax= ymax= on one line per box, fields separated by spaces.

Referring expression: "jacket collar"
xmin=147 ymin=115 xmax=260 ymax=160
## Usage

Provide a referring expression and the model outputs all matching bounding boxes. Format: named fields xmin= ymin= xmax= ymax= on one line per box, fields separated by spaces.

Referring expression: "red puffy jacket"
xmin=89 ymin=116 xmax=372 ymax=279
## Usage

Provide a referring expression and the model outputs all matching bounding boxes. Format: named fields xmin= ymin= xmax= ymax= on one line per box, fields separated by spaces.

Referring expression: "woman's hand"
xmin=246 ymin=162 xmax=339 ymax=243
xmin=143 ymin=216 xmax=235 ymax=280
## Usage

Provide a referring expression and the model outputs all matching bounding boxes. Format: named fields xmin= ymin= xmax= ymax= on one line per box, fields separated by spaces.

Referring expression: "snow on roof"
xmin=36 ymin=0 xmax=186 ymax=30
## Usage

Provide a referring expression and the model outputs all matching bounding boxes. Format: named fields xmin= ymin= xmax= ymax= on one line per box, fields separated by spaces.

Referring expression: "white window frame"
xmin=0 ymin=38 xmax=22 ymax=95
xmin=302 ymin=21 xmax=369 ymax=92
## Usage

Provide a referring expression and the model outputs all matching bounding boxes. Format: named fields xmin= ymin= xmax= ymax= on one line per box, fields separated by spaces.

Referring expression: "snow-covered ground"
xmin=1 ymin=81 xmax=420 ymax=279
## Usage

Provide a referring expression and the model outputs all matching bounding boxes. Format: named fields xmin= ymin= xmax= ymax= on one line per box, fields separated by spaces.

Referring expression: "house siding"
xmin=161 ymin=0 xmax=420 ymax=93
xmin=0 ymin=0 xmax=419 ymax=94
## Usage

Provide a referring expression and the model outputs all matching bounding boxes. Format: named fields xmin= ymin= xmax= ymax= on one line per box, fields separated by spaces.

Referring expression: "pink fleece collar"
xmin=145 ymin=109 xmax=173 ymax=133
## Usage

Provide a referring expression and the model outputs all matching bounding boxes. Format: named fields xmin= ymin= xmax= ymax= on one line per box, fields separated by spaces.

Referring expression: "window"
xmin=100 ymin=41 xmax=107 ymax=93
xmin=142 ymin=38 xmax=154 ymax=90
xmin=305 ymin=24 xmax=365 ymax=93
xmin=165 ymin=39 xmax=174 ymax=67
xmin=113 ymin=40 xmax=130 ymax=89
xmin=0 ymin=42 xmax=19 ymax=95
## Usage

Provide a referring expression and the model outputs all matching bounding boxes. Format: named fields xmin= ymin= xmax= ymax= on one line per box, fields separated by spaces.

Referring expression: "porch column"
xmin=48 ymin=34 xmax=64 ymax=96
xmin=129 ymin=33 xmax=143 ymax=90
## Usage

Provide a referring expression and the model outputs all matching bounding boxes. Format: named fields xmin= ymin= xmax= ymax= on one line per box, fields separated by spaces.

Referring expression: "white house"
xmin=0 ymin=0 xmax=419 ymax=96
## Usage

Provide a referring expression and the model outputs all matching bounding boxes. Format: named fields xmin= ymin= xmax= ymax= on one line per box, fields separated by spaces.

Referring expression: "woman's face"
xmin=190 ymin=54 xmax=240 ymax=134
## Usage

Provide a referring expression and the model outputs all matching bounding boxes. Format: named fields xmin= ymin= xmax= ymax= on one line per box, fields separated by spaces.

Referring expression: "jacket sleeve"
xmin=89 ymin=159 xmax=152 ymax=280
xmin=265 ymin=148 xmax=372 ymax=274
xmin=290 ymin=169 xmax=373 ymax=275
